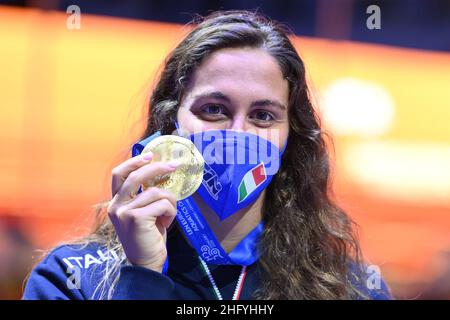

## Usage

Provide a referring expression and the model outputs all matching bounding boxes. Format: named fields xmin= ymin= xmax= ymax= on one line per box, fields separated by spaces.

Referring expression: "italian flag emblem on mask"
xmin=238 ymin=163 xmax=267 ymax=203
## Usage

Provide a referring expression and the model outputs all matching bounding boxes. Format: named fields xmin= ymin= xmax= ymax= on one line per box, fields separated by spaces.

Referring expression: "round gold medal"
xmin=140 ymin=135 xmax=204 ymax=200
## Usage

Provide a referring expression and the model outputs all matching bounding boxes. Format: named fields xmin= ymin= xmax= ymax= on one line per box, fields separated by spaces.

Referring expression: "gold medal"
xmin=140 ymin=135 xmax=204 ymax=200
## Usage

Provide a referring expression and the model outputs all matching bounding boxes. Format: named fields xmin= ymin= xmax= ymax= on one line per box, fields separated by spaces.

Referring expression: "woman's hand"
xmin=107 ymin=152 xmax=179 ymax=273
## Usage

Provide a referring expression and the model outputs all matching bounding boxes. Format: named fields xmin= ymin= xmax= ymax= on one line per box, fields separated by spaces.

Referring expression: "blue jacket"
xmin=23 ymin=226 xmax=392 ymax=300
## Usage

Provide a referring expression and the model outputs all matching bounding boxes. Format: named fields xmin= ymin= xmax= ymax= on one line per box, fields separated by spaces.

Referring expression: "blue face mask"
xmin=188 ymin=130 xmax=286 ymax=221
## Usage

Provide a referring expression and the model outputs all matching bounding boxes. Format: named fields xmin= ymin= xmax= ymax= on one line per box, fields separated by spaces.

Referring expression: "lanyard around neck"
xmin=198 ymin=257 xmax=247 ymax=300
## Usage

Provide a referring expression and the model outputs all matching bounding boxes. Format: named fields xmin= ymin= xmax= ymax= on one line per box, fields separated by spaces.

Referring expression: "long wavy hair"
xmin=74 ymin=10 xmax=367 ymax=300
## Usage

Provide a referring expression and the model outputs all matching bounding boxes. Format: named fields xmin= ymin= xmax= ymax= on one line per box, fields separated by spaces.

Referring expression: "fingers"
xmin=115 ymin=198 xmax=177 ymax=229
xmin=148 ymin=199 xmax=177 ymax=229
xmin=111 ymin=152 xmax=154 ymax=197
xmin=114 ymin=161 xmax=180 ymax=204
xmin=120 ymin=187 xmax=177 ymax=213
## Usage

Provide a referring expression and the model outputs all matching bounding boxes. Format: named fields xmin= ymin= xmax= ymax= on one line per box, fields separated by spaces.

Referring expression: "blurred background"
xmin=0 ymin=0 xmax=449 ymax=299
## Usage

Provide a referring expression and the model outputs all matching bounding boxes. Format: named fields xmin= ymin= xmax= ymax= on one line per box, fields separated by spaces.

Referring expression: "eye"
xmin=250 ymin=110 xmax=275 ymax=122
xmin=202 ymin=104 xmax=226 ymax=115
xmin=198 ymin=104 xmax=229 ymax=121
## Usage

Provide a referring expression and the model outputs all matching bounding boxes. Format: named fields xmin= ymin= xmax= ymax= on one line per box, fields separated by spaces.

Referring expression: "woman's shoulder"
xmin=23 ymin=242 xmax=120 ymax=300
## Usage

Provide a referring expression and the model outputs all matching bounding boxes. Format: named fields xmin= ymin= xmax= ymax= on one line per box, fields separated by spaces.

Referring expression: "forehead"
xmin=184 ymin=47 xmax=289 ymax=104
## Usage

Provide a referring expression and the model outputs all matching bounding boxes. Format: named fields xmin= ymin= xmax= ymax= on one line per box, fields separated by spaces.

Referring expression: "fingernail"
xmin=142 ymin=152 xmax=153 ymax=161
xmin=167 ymin=161 xmax=181 ymax=169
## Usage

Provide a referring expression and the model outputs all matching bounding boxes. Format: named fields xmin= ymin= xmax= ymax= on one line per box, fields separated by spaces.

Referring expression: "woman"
xmin=23 ymin=10 xmax=391 ymax=300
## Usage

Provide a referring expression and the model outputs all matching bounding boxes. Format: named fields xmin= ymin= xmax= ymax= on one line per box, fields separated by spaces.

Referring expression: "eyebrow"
xmin=192 ymin=91 xmax=287 ymax=111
